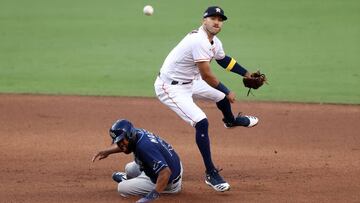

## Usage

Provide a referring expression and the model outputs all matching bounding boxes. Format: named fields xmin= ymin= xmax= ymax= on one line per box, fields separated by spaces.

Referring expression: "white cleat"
xmin=245 ymin=115 xmax=259 ymax=128
xmin=205 ymin=180 xmax=231 ymax=192
xmin=205 ymin=169 xmax=231 ymax=192
xmin=223 ymin=114 xmax=259 ymax=128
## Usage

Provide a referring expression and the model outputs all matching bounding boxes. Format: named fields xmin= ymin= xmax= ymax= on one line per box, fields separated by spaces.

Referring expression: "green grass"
xmin=1 ymin=0 xmax=359 ymax=104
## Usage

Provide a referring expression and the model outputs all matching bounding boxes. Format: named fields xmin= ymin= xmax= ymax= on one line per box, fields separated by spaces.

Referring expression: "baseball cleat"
xmin=223 ymin=113 xmax=259 ymax=128
xmin=245 ymin=115 xmax=259 ymax=128
xmin=112 ymin=171 xmax=127 ymax=183
xmin=205 ymin=169 xmax=230 ymax=192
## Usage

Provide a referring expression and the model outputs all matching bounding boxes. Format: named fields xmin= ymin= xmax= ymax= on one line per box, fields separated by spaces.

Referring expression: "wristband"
xmin=136 ymin=190 xmax=160 ymax=203
xmin=215 ymin=82 xmax=230 ymax=95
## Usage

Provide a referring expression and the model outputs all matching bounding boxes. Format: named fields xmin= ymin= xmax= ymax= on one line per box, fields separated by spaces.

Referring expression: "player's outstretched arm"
xmin=92 ymin=143 xmax=122 ymax=162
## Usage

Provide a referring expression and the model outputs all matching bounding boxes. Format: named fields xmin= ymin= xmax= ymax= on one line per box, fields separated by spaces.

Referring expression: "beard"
xmin=205 ymin=25 xmax=221 ymax=35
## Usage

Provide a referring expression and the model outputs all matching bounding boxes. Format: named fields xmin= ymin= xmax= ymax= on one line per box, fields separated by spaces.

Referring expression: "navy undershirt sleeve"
xmin=216 ymin=55 xmax=248 ymax=76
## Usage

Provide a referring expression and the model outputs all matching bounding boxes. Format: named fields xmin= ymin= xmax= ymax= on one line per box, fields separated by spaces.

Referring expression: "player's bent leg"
xmin=194 ymin=120 xmax=231 ymax=192
xmin=118 ymin=171 xmax=183 ymax=197
xmin=192 ymin=79 xmax=225 ymax=102
xmin=117 ymin=172 xmax=155 ymax=197
xmin=215 ymin=97 xmax=259 ymax=128
xmin=155 ymin=79 xmax=206 ymax=127
xmin=192 ymin=79 xmax=239 ymax=126
xmin=167 ymin=98 xmax=206 ymax=127
xmin=216 ymin=97 xmax=236 ymax=123
xmin=192 ymin=79 xmax=259 ymax=128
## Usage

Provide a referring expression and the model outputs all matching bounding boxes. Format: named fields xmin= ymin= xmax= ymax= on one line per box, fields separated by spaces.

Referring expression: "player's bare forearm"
xmin=92 ymin=143 xmax=121 ymax=162
xmin=135 ymin=167 xmax=171 ymax=203
xmin=197 ymin=61 xmax=220 ymax=87
xmin=155 ymin=167 xmax=172 ymax=193
xmin=197 ymin=60 xmax=233 ymax=97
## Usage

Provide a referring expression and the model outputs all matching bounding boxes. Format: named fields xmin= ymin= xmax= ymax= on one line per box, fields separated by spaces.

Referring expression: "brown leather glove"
xmin=243 ymin=71 xmax=267 ymax=95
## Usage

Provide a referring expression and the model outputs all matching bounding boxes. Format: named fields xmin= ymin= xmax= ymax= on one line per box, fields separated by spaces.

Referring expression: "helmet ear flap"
xmin=126 ymin=128 xmax=136 ymax=142
xmin=125 ymin=128 xmax=137 ymax=152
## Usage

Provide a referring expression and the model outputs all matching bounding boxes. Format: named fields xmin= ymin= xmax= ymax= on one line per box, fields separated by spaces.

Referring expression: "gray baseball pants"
xmin=117 ymin=161 xmax=183 ymax=197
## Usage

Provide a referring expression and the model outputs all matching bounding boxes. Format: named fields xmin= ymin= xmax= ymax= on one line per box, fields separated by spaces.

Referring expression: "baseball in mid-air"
xmin=143 ymin=5 xmax=154 ymax=16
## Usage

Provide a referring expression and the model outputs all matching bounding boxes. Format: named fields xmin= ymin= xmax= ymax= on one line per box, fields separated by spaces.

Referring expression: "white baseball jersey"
xmin=159 ymin=26 xmax=226 ymax=83
xmin=155 ymin=25 xmax=226 ymax=127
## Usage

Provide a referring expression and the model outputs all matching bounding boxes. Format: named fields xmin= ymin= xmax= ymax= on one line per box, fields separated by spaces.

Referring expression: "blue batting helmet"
xmin=109 ymin=119 xmax=135 ymax=144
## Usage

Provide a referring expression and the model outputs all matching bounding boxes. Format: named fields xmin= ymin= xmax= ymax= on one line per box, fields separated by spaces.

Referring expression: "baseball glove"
xmin=243 ymin=70 xmax=267 ymax=96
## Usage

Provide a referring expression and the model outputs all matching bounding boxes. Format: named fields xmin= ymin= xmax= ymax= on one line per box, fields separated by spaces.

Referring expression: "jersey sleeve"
xmin=214 ymin=38 xmax=226 ymax=60
xmin=192 ymin=39 xmax=212 ymax=63
xmin=138 ymin=143 xmax=169 ymax=175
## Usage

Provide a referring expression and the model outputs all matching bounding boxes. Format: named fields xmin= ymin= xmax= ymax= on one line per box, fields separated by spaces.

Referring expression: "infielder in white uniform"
xmin=154 ymin=6 xmax=259 ymax=192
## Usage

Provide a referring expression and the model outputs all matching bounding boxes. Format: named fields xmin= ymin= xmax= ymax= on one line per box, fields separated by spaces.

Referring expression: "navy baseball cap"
xmin=203 ymin=6 xmax=227 ymax=21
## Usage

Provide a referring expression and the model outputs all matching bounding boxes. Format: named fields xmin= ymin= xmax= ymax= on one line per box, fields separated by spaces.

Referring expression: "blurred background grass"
xmin=0 ymin=0 xmax=359 ymax=104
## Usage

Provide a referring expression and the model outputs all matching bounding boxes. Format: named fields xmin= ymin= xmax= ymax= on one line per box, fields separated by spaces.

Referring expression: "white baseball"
xmin=143 ymin=5 xmax=154 ymax=16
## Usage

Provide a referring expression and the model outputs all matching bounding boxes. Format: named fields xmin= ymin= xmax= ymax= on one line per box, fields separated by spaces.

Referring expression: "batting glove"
xmin=136 ymin=189 xmax=160 ymax=203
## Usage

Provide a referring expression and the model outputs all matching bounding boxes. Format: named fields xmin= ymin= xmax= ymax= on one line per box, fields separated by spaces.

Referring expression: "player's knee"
xmin=191 ymin=112 xmax=207 ymax=127
xmin=124 ymin=162 xmax=134 ymax=173
xmin=117 ymin=182 xmax=129 ymax=197
xmin=195 ymin=118 xmax=209 ymax=131
xmin=216 ymin=96 xmax=229 ymax=105
xmin=125 ymin=162 xmax=141 ymax=179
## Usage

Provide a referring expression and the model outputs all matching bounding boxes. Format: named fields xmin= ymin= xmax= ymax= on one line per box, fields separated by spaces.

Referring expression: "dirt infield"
xmin=1 ymin=94 xmax=359 ymax=203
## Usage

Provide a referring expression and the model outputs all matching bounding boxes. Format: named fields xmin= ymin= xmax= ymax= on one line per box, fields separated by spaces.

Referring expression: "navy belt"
xmin=171 ymin=81 xmax=191 ymax=85
xmin=172 ymin=175 xmax=181 ymax=184
xmin=158 ymin=72 xmax=191 ymax=85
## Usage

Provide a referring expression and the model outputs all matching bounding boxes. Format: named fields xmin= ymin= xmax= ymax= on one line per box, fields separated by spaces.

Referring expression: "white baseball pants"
xmin=154 ymin=75 xmax=225 ymax=127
